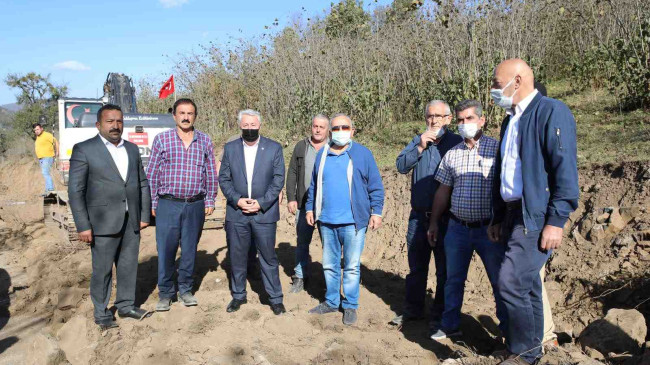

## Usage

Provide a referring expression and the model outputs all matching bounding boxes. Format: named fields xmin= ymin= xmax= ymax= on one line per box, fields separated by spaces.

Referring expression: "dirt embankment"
xmin=0 ymin=157 xmax=649 ymax=364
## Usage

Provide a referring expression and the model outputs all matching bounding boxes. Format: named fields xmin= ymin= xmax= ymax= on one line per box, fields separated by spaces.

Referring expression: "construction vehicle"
xmin=44 ymin=73 xmax=223 ymax=244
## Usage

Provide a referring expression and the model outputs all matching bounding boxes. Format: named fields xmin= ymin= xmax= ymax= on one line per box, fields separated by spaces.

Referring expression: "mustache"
xmin=182 ymin=119 xmax=190 ymax=123
xmin=109 ymin=129 xmax=121 ymax=133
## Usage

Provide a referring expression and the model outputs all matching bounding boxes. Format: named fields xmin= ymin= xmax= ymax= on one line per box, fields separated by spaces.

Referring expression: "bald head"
xmin=492 ymin=58 xmax=536 ymax=107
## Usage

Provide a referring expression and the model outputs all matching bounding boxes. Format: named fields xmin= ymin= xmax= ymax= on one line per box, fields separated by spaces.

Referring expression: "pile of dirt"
xmin=0 ymin=157 xmax=649 ymax=364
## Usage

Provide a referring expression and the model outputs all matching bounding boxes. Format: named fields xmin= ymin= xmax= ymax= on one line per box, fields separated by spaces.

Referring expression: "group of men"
xmin=61 ymin=57 xmax=577 ymax=365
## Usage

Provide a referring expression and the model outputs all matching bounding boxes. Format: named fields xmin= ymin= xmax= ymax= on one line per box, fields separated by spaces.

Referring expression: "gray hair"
xmin=237 ymin=109 xmax=262 ymax=125
xmin=329 ymin=113 xmax=354 ymax=129
xmin=454 ymin=99 xmax=483 ymax=118
xmin=312 ymin=114 xmax=330 ymax=128
xmin=424 ymin=100 xmax=451 ymax=116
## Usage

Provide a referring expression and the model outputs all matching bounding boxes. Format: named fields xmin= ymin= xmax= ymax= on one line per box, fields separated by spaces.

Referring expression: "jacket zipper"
xmin=556 ymin=128 xmax=563 ymax=150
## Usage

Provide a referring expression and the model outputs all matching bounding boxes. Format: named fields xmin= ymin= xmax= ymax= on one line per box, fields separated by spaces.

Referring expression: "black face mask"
xmin=242 ymin=128 xmax=259 ymax=142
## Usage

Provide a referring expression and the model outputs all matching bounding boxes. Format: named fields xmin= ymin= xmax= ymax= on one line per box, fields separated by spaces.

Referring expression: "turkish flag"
xmin=158 ymin=75 xmax=174 ymax=99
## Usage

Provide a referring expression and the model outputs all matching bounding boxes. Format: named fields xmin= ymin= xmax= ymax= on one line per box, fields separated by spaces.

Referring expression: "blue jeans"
xmin=442 ymin=218 xmax=507 ymax=332
xmin=39 ymin=157 xmax=55 ymax=191
xmin=498 ymin=209 xmax=551 ymax=364
xmin=320 ymin=223 xmax=367 ymax=309
xmin=155 ymin=198 xmax=205 ymax=299
xmin=404 ymin=210 xmax=448 ymax=321
xmin=294 ymin=209 xmax=316 ymax=279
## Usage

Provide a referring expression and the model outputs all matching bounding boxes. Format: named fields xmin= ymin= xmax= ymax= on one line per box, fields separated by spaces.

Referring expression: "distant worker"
xmin=392 ymin=100 xmax=462 ymax=329
xmin=488 ymin=59 xmax=579 ymax=365
xmin=305 ymin=113 xmax=385 ymax=326
xmin=33 ymin=122 xmax=59 ymax=195
xmin=219 ymin=109 xmax=286 ymax=315
xmin=427 ymin=100 xmax=507 ymax=341
xmin=285 ymin=114 xmax=329 ymax=293
xmin=147 ymin=98 xmax=218 ymax=311
xmin=68 ymin=104 xmax=152 ymax=330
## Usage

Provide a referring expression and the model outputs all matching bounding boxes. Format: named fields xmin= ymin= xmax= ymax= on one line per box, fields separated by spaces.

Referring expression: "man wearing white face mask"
xmin=392 ymin=100 xmax=462 ymax=330
xmin=487 ymin=59 xmax=579 ymax=365
xmin=426 ymin=99 xmax=507 ymax=342
xmin=305 ymin=113 xmax=385 ymax=326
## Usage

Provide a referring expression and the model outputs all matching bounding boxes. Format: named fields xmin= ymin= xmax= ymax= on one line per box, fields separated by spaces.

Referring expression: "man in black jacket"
xmin=285 ymin=114 xmax=329 ymax=293
xmin=68 ymin=104 xmax=152 ymax=330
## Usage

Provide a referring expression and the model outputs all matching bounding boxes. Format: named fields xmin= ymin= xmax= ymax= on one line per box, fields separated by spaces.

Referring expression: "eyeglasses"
xmin=426 ymin=114 xmax=450 ymax=121
xmin=331 ymin=125 xmax=351 ymax=131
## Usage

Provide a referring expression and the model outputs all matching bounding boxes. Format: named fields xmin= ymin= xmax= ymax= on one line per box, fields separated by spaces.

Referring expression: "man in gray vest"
xmin=68 ymin=104 xmax=152 ymax=330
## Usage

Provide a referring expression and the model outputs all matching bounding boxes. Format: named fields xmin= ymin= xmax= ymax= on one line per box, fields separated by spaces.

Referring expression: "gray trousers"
xmin=90 ymin=213 xmax=140 ymax=322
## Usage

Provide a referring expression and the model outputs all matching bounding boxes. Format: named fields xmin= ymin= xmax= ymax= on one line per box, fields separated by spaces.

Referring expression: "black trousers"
xmin=225 ymin=219 xmax=283 ymax=305
xmin=90 ymin=213 xmax=140 ymax=322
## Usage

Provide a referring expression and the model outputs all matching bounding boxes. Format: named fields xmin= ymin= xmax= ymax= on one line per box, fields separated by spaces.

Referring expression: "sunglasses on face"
xmin=331 ymin=125 xmax=351 ymax=131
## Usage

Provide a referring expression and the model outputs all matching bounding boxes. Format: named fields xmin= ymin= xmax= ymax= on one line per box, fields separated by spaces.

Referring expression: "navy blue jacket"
xmin=219 ymin=136 xmax=285 ymax=223
xmin=395 ymin=131 xmax=463 ymax=212
xmin=492 ymin=93 xmax=579 ymax=231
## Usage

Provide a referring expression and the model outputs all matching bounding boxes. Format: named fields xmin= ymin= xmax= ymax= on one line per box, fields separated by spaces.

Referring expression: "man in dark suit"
xmin=68 ymin=104 xmax=152 ymax=330
xmin=219 ymin=109 xmax=286 ymax=315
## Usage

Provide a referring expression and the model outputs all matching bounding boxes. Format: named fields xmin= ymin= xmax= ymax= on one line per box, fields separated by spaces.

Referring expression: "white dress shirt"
xmin=243 ymin=138 xmax=260 ymax=199
xmin=500 ymin=89 xmax=538 ymax=202
xmin=99 ymin=134 xmax=129 ymax=209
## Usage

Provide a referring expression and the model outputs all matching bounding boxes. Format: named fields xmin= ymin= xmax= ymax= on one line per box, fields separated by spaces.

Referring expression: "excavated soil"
xmin=0 ymin=156 xmax=649 ymax=365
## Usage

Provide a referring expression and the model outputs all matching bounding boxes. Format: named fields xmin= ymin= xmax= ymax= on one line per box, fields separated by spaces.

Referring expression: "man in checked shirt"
xmin=147 ymin=98 xmax=218 ymax=311
xmin=426 ymin=99 xmax=507 ymax=341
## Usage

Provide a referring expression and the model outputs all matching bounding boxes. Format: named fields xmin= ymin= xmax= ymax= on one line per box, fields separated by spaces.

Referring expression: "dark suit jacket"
xmin=219 ymin=136 xmax=285 ymax=223
xmin=68 ymin=135 xmax=151 ymax=235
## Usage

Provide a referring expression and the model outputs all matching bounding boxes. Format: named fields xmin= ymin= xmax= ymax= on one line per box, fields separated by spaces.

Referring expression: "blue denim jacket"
xmin=492 ymin=93 xmax=580 ymax=231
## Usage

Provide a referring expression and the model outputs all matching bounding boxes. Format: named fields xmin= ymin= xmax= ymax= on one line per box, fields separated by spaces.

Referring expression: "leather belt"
xmin=505 ymin=200 xmax=522 ymax=211
xmin=450 ymin=213 xmax=491 ymax=228
xmin=159 ymin=193 xmax=205 ymax=203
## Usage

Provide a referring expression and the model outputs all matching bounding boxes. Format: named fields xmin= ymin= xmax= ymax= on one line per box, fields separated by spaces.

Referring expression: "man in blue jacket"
xmin=392 ymin=100 xmax=462 ymax=329
xmin=305 ymin=113 xmax=385 ymax=326
xmin=487 ymin=59 xmax=579 ymax=365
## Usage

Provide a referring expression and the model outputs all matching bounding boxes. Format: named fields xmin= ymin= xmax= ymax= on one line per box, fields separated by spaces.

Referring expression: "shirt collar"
xmin=98 ymin=133 xmax=124 ymax=147
xmin=242 ymin=137 xmax=260 ymax=147
xmin=327 ymin=141 xmax=352 ymax=155
xmin=507 ymin=89 xmax=539 ymax=116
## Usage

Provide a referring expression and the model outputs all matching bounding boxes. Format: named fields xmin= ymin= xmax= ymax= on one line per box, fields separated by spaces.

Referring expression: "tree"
xmin=325 ymin=0 xmax=371 ymax=38
xmin=4 ymin=73 xmax=68 ymax=135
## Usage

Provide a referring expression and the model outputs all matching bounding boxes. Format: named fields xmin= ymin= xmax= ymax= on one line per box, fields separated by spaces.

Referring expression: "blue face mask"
xmin=491 ymin=77 xmax=518 ymax=109
xmin=331 ymin=131 xmax=352 ymax=146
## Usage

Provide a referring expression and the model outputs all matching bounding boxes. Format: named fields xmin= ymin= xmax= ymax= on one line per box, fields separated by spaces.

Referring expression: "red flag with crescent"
xmin=158 ymin=75 xmax=175 ymax=99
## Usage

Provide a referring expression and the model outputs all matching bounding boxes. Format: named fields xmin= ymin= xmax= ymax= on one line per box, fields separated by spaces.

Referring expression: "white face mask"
xmin=331 ymin=131 xmax=352 ymax=146
xmin=428 ymin=126 xmax=445 ymax=140
xmin=491 ymin=76 xmax=518 ymax=109
xmin=458 ymin=123 xmax=479 ymax=139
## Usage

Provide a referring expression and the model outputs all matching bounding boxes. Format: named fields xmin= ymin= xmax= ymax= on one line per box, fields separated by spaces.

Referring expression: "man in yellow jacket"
xmin=33 ymin=123 xmax=58 ymax=194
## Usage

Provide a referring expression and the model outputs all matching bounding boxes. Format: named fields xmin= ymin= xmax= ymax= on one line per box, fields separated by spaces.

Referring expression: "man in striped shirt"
xmin=426 ymin=99 xmax=507 ymax=341
xmin=146 ymin=98 xmax=218 ymax=311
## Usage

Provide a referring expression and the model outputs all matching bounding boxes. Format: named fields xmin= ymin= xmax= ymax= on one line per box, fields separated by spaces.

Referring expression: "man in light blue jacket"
xmin=305 ymin=113 xmax=385 ymax=326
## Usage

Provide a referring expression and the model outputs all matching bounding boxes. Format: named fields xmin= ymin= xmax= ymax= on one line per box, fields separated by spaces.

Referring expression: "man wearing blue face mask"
xmin=305 ymin=113 xmax=385 ymax=326
xmin=426 ymin=99 xmax=507 ymax=342
xmin=488 ymin=59 xmax=579 ymax=365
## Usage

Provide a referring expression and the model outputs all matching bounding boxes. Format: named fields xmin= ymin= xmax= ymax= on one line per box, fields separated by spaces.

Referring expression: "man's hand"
xmin=488 ymin=223 xmax=501 ymax=243
xmin=418 ymin=130 xmax=438 ymax=151
xmin=369 ymin=215 xmax=382 ymax=231
xmin=205 ymin=207 xmax=214 ymax=216
xmin=237 ymin=198 xmax=253 ymax=210
xmin=78 ymin=229 xmax=93 ymax=244
xmin=306 ymin=211 xmax=315 ymax=226
xmin=427 ymin=221 xmax=439 ymax=247
xmin=151 ymin=209 xmax=156 ymax=217
xmin=540 ymin=225 xmax=564 ymax=250
xmin=287 ymin=201 xmax=298 ymax=215
xmin=140 ymin=221 xmax=149 ymax=230
xmin=242 ymin=199 xmax=261 ymax=214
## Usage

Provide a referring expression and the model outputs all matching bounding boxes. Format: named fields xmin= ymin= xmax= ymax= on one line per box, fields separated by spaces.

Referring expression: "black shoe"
xmin=118 ymin=307 xmax=152 ymax=320
xmin=227 ymin=298 xmax=247 ymax=313
xmin=95 ymin=318 xmax=119 ymax=330
xmin=289 ymin=277 xmax=305 ymax=293
xmin=270 ymin=303 xmax=286 ymax=315
xmin=389 ymin=313 xmax=424 ymax=326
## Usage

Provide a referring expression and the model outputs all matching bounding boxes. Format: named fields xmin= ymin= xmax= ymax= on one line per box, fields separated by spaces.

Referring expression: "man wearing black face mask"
xmin=219 ymin=109 xmax=286 ymax=315
xmin=147 ymin=98 xmax=218 ymax=312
